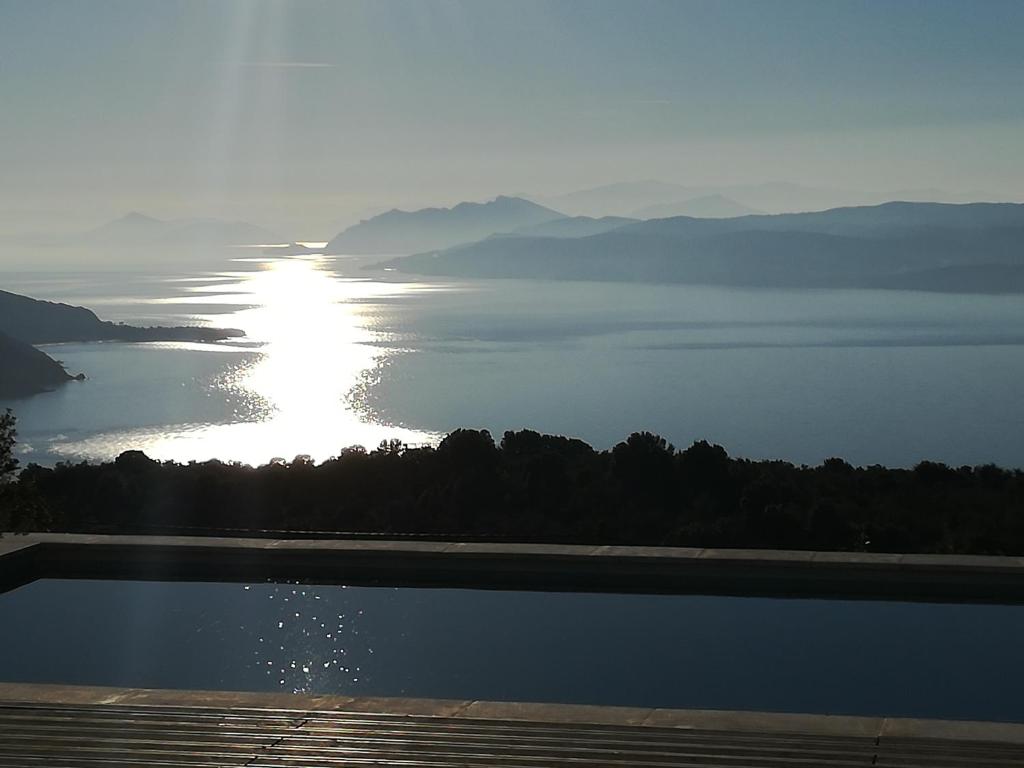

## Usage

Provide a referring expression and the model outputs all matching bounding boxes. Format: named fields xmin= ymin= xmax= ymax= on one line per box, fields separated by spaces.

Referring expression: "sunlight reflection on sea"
xmin=49 ymin=256 xmax=442 ymax=464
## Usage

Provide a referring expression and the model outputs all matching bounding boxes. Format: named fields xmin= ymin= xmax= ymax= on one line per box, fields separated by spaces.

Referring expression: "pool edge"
xmin=4 ymin=533 xmax=1024 ymax=602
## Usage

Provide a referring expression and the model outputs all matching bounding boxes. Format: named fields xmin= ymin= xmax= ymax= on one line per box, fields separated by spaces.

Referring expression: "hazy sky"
xmin=2 ymin=0 xmax=1023 ymax=237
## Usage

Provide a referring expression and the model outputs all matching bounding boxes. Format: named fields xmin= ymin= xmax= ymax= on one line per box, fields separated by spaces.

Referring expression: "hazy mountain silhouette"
xmin=325 ymin=196 xmax=565 ymax=254
xmin=540 ymin=181 xmax=696 ymax=217
xmin=80 ymin=212 xmax=280 ymax=247
xmin=622 ymin=201 xmax=1024 ymax=238
xmin=0 ymin=331 xmax=80 ymax=398
xmin=538 ymin=180 xmax=870 ymax=217
xmin=380 ymin=202 xmax=1024 ymax=292
xmin=0 ymin=289 xmax=243 ymax=344
xmin=634 ymin=194 xmax=761 ymax=219
xmin=510 ymin=215 xmax=637 ymax=238
xmin=262 ymin=242 xmax=323 ymax=255
xmin=891 ymin=188 xmax=1019 ymax=204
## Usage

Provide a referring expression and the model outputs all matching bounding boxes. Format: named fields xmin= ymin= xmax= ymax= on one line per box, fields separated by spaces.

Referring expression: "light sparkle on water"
xmin=50 ymin=256 xmax=441 ymax=465
xmin=247 ymin=582 xmax=377 ymax=694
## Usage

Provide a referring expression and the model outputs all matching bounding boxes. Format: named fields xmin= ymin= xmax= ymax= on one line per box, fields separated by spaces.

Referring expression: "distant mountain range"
xmin=379 ymin=201 xmax=1024 ymax=293
xmin=325 ymin=196 xmax=565 ymax=254
xmin=80 ymin=212 xmax=280 ymax=247
xmin=509 ymin=216 xmax=637 ymax=239
xmin=633 ymin=194 xmax=761 ymax=219
xmin=535 ymin=180 xmax=874 ymax=218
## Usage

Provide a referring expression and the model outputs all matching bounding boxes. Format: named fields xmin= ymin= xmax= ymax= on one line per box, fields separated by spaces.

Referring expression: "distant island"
xmin=262 ymin=242 xmax=322 ymax=255
xmin=324 ymin=195 xmax=565 ymax=254
xmin=0 ymin=289 xmax=242 ymax=398
xmin=77 ymin=212 xmax=281 ymax=247
xmin=379 ymin=201 xmax=1024 ymax=293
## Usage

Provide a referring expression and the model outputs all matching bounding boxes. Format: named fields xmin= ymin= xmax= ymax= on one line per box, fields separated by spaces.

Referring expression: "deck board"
xmin=0 ymin=702 xmax=1021 ymax=768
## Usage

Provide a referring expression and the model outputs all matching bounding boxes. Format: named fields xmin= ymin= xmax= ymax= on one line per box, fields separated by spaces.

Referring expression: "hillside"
xmin=379 ymin=202 xmax=1024 ymax=292
xmin=622 ymin=201 xmax=1024 ymax=239
xmin=0 ymin=289 xmax=243 ymax=344
xmin=634 ymin=194 xmax=761 ymax=219
xmin=325 ymin=196 xmax=565 ymax=254
xmin=0 ymin=331 xmax=79 ymax=398
xmin=510 ymin=215 xmax=636 ymax=238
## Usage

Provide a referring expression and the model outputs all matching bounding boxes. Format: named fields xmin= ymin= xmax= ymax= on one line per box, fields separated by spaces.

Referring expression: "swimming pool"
xmin=1 ymin=578 xmax=1022 ymax=722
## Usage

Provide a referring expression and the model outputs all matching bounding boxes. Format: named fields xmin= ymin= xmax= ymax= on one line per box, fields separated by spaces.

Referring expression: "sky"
xmin=1 ymin=0 xmax=1023 ymax=238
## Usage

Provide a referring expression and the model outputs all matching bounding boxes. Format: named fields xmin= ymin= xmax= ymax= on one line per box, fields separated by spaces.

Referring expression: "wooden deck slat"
xmin=0 ymin=702 xmax=1020 ymax=767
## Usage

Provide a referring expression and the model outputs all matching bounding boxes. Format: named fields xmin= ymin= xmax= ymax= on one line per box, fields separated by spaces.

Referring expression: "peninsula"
xmin=0 ymin=289 xmax=243 ymax=398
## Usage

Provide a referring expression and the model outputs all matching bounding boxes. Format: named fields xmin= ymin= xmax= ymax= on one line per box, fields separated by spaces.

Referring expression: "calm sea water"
xmin=2 ymin=250 xmax=1024 ymax=467
xmin=1 ymin=579 xmax=1022 ymax=721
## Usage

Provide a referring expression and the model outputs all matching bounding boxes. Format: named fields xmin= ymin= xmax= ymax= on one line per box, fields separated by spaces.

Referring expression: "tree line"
xmin=2 ymin=413 xmax=1023 ymax=554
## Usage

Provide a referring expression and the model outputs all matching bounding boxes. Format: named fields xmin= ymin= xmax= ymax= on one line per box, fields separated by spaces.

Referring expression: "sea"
xmin=2 ymin=245 xmax=1024 ymax=469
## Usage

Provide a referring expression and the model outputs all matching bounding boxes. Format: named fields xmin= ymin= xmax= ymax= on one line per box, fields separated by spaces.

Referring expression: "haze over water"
xmin=4 ymin=248 xmax=1024 ymax=469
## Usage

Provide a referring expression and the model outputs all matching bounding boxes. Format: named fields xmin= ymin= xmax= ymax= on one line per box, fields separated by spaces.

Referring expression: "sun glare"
xmin=54 ymin=258 xmax=439 ymax=465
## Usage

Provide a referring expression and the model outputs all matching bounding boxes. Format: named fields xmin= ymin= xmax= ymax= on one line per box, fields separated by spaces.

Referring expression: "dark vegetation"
xmin=0 ymin=410 xmax=48 ymax=532
xmin=2 ymin=414 xmax=1022 ymax=555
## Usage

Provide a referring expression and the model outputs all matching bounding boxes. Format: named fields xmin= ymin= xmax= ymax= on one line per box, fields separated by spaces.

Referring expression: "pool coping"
xmin=3 ymin=532 xmax=1024 ymax=601
xmin=1 ymin=682 xmax=1023 ymax=745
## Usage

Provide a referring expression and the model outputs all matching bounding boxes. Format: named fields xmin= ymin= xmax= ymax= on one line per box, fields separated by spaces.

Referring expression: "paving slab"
xmin=272 ymin=539 xmax=451 ymax=553
xmin=881 ymin=716 xmax=1024 ymax=744
xmin=699 ymin=548 xmax=817 ymax=563
xmin=898 ymin=553 xmax=1024 ymax=570
xmin=442 ymin=542 xmax=602 ymax=557
xmin=811 ymin=551 xmax=903 ymax=565
xmin=593 ymin=545 xmax=706 ymax=559
xmin=333 ymin=696 xmax=473 ymax=717
xmin=458 ymin=700 xmax=653 ymax=726
xmin=0 ymin=536 xmax=38 ymax=559
xmin=644 ymin=707 xmax=883 ymax=737
xmin=114 ymin=687 xmax=356 ymax=712
xmin=0 ymin=683 xmax=129 ymax=706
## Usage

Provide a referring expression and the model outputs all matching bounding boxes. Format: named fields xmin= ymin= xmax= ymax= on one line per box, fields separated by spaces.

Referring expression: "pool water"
xmin=1 ymin=579 xmax=1022 ymax=722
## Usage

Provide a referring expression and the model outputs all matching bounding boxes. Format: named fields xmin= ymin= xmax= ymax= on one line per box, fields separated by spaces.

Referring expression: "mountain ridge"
xmin=537 ymin=180 xmax=872 ymax=217
xmin=634 ymin=194 xmax=762 ymax=219
xmin=378 ymin=201 xmax=1024 ymax=293
xmin=325 ymin=195 xmax=566 ymax=254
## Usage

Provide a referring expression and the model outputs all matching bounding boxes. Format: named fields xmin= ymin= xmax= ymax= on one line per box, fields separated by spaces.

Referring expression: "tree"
xmin=1 ymin=410 xmax=22 ymax=533
xmin=0 ymin=409 xmax=17 ymax=483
